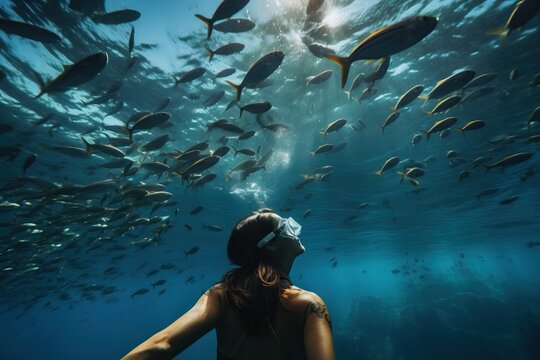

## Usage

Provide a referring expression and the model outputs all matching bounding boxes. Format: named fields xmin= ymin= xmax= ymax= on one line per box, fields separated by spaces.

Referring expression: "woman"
xmin=122 ymin=208 xmax=335 ymax=360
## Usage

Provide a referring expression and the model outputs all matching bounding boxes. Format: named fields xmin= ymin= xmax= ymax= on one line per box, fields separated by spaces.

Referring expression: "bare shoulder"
xmin=282 ymin=286 xmax=328 ymax=312
xmin=204 ymin=282 xmax=225 ymax=298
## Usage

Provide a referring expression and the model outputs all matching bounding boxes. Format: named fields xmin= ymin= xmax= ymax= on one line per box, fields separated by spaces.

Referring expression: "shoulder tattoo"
xmin=307 ymin=301 xmax=332 ymax=329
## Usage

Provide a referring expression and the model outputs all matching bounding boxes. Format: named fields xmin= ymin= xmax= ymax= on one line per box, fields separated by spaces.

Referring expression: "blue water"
xmin=1 ymin=0 xmax=539 ymax=359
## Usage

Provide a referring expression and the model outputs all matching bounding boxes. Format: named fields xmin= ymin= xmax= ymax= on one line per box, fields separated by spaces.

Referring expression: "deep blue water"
xmin=1 ymin=0 xmax=540 ymax=359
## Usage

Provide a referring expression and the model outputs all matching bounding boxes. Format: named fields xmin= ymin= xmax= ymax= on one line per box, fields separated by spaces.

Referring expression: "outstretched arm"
xmin=122 ymin=286 xmax=221 ymax=360
xmin=303 ymin=292 xmax=336 ymax=360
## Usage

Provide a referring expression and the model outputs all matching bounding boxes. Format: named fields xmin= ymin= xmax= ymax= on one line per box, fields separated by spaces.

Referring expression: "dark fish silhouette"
xmin=33 ymin=52 xmax=108 ymax=98
xmin=195 ymin=0 xmax=250 ymax=39
xmin=0 ymin=18 xmax=61 ymax=43
xmin=92 ymin=9 xmax=141 ymax=25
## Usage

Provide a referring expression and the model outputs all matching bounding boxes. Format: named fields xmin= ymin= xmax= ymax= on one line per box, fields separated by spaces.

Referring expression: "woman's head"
xmin=227 ymin=208 xmax=305 ymax=269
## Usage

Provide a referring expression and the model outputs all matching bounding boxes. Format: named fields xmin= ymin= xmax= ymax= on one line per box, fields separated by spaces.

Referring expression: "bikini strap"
xmin=266 ymin=317 xmax=289 ymax=355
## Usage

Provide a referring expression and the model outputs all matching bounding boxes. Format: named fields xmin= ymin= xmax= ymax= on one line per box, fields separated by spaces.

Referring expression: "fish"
xmin=421 ymin=117 xmax=458 ymax=140
xmin=237 ymin=130 xmax=256 ymax=144
xmin=344 ymin=73 xmax=365 ymax=100
xmin=141 ymin=134 xmax=170 ymax=152
xmin=237 ymin=101 xmax=272 ymax=118
xmin=214 ymin=18 xmax=255 ymax=33
xmin=33 ymin=52 xmax=108 ymax=98
xmin=214 ymin=68 xmax=236 ymax=81
xmin=499 ymin=195 xmax=519 ymax=205
xmin=412 ymin=134 xmax=422 ymax=146
xmin=458 ymin=169 xmax=472 ymax=182
xmin=528 ymin=106 xmax=540 ymax=127
xmin=173 ymin=67 xmax=205 ymax=86
xmin=381 ymin=112 xmax=400 ymax=133
xmin=190 ymin=206 xmax=204 ymax=215
xmin=178 ymin=155 xmax=221 ymax=181
xmin=151 ymin=280 xmax=166 ymax=289
xmin=375 ymin=157 xmax=400 ymax=176
xmin=202 ymin=90 xmax=225 ymax=108
xmin=461 ymin=87 xmax=495 ymax=104
xmin=22 ymin=154 xmax=37 ymax=174
xmin=81 ymin=137 xmax=126 ymax=158
xmin=154 ymin=97 xmax=171 ymax=112
xmin=307 ymin=43 xmax=336 ymax=58
xmin=457 ymin=120 xmax=485 ymax=135
xmin=475 ymin=188 xmax=500 ymax=201
xmin=128 ymin=26 xmax=135 ymax=55
xmin=190 ymin=173 xmax=217 ymax=188
xmin=206 ymin=119 xmax=244 ymax=134
xmin=393 ymin=85 xmax=424 ymax=112
xmin=528 ymin=73 xmax=540 ymax=87
xmin=510 ymin=68 xmax=519 ymax=80
xmin=484 ymin=152 xmax=533 ymax=172
xmin=325 ymin=16 xmax=437 ymax=87
xmin=195 ymin=0 xmax=251 ymax=39
xmin=462 ymin=73 xmax=498 ymax=90
xmin=363 ymin=57 xmax=390 ymax=87
xmin=185 ymin=246 xmax=200 ymax=258
xmin=320 ymin=118 xmax=346 ymax=138
xmin=311 ymin=144 xmax=334 ymax=156
xmin=206 ymin=43 xmax=245 ymax=62
xmin=202 ymin=224 xmax=223 ymax=232
xmin=226 ymin=51 xmax=285 ymax=101
xmin=0 ymin=18 xmax=61 ymax=43
xmin=131 ymin=288 xmax=149 ymax=299
xmin=420 ymin=70 xmax=475 ymax=103
xmin=425 ymin=95 xmax=461 ymax=115
xmin=487 ymin=0 xmax=540 ymax=43
xmin=125 ymin=112 xmax=171 ymax=141
xmin=398 ymin=167 xmax=425 ymax=184
xmin=305 ymin=70 xmax=333 ymax=90
xmin=92 ymin=9 xmax=141 ymax=25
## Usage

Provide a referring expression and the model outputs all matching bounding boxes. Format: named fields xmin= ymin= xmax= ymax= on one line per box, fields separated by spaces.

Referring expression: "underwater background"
xmin=1 ymin=0 xmax=540 ymax=359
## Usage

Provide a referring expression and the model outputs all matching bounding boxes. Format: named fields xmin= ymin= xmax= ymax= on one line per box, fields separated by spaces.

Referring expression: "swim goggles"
xmin=257 ymin=217 xmax=302 ymax=248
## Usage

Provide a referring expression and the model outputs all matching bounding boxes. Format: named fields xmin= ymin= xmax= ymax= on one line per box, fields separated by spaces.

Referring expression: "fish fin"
xmin=486 ymin=28 xmax=509 ymax=45
xmin=32 ymin=71 xmax=46 ymax=98
xmin=81 ymin=136 xmax=92 ymax=154
xmin=409 ymin=178 xmax=420 ymax=187
xmin=398 ymin=171 xmax=406 ymax=184
xmin=195 ymin=14 xmax=213 ymax=39
xmin=226 ymin=80 xmax=242 ymax=101
xmin=205 ymin=47 xmax=214 ymax=62
xmin=324 ymin=54 xmax=350 ymax=89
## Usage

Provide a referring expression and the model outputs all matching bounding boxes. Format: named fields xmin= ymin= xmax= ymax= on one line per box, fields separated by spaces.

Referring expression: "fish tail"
xmin=195 ymin=14 xmax=214 ymax=39
xmin=418 ymin=95 xmax=429 ymax=106
xmin=205 ymin=47 xmax=214 ymax=62
xmin=324 ymin=54 xmax=350 ymax=89
xmin=226 ymin=80 xmax=242 ymax=101
xmin=486 ymin=27 xmax=509 ymax=45
xmin=381 ymin=125 xmax=385 ymax=134
xmin=391 ymin=106 xmax=397 ymax=112
xmin=375 ymin=171 xmax=382 ymax=177
xmin=409 ymin=178 xmax=420 ymax=187
xmin=458 ymin=128 xmax=465 ymax=136
xmin=81 ymin=136 xmax=92 ymax=154
xmin=237 ymin=103 xmax=244 ymax=118
xmin=398 ymin=171 xmax=406 ymax=184
xmin=424 ymin=110 xmax=433 ymax=116
xmin=344 ymin=91 xmax=351 ymax=101
xmin=232 ymin=146 xmax=238 ymax=157
xmin=32 ymin=70 xmax=46 ymax=98
xmin=420 ymin=130 xmax=430 ymax=141
xmin=123 ymin=127 xmax=133 ymax=142
xmin=172 ymin=76 xmax=178 ymax=88
xmin=483 ymin=165 xmax=491 ymax=173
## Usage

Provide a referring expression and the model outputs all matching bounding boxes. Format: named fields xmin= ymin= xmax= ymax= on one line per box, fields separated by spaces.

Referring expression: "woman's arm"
xmin=122 ymin=286 xmax=222 ymax=360
xmin=303 ymin=292 xmax=336 ymax=360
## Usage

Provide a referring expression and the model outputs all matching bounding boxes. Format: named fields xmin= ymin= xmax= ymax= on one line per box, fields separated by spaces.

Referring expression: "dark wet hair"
xmin=221 ymin=208 xmax=285 ymax=335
